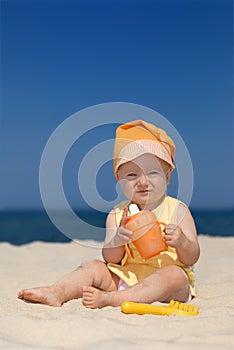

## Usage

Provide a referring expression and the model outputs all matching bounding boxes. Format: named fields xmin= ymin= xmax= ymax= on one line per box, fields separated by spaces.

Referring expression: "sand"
xmin=0 ymin=235 xmax=234 ymax=350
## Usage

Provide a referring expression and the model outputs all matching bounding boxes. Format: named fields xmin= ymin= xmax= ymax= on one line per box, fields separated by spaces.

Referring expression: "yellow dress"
xmin=107 ymin=196 xmax=195 ymax=296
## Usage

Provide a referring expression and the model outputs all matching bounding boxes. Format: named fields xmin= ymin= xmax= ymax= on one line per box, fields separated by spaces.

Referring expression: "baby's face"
xmin=117 ymin=153 xmax=170 ymax=210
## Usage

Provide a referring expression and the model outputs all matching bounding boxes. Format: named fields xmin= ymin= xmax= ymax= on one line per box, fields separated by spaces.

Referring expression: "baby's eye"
xmin=148 ymin=171 xmax=158 ymax=175
xmin=127 ymin=173 xmax=137 ymax=177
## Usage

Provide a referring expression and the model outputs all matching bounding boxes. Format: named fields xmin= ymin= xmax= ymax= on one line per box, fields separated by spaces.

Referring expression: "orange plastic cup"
xmin=125 ymin=210 xmax=167 ymax=259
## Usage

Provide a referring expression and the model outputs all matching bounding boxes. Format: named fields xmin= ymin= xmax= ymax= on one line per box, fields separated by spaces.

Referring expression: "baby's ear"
xmin=166 ymin=170 xmax=171 ymax=185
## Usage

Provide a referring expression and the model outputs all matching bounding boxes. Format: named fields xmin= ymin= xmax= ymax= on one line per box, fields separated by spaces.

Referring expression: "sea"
xmin=0 ymin=208 xmax=233 ymax=245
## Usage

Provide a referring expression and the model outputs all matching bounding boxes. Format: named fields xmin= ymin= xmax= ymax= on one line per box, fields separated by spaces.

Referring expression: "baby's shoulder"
xmin=166 ymin=195 xmax=188 ymax=210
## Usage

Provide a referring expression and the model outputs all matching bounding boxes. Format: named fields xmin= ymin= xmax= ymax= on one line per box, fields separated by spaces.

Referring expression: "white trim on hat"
xmin=115 ymin=139 xmax=175 ymax=173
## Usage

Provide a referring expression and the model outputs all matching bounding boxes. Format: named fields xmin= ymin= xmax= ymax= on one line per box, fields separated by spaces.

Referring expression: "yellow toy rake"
xmin=121 ymin=300 xmax=199 ymax=316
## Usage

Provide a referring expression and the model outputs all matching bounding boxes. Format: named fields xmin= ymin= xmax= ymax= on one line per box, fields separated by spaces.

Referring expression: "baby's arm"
xmin=102 ymin=208 xmax=132 ymax=264
xmin=164 ymin=203 xmax=200 ymax=266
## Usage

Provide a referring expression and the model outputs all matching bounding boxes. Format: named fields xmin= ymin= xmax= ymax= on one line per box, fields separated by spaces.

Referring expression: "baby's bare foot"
xmin=18 ymin=285 xmax=64 ymax=307
xmin=82 ymin=286 xmax=115 ymax=309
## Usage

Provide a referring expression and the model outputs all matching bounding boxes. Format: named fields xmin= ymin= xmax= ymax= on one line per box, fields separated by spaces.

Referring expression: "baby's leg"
xmin=18 ymin=259 xmax=119 ymax=306
xmin=82 ymin=265 xmax=190 ymax=308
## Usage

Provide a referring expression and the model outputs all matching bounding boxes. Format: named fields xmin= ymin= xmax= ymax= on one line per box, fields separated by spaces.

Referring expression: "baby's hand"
xmin=115 ymin=207 xmax=133 ymax=245
xmin=164 ymin=224 xmax=186 ymax=249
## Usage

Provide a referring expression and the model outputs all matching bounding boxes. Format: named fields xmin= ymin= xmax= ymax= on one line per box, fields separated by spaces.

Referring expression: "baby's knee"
xmin=79 ymin=259 xmax=105 ymax=271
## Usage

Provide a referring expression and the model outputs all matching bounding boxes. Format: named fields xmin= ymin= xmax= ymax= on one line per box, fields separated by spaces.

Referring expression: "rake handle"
xmin=121 ymin=301 xmax=171 ymax=315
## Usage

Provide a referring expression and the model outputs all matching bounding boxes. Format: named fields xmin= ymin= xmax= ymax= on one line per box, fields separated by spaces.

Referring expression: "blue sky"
xmin=1 ymin=0 xmax=233 ymax=211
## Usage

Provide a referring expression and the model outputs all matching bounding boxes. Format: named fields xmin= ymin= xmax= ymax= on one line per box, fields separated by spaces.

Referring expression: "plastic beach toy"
xmin=124 ymin=204 xmax=167 ymax=259
xmin=121 ymin=300 xmax=199 ymax=316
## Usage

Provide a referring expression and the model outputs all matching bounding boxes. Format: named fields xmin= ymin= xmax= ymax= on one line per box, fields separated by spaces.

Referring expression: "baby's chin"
xmin=134 ymin=196 xmax=165 ymax=211
xmin=133 ymin=199 xmax=153 ymax=210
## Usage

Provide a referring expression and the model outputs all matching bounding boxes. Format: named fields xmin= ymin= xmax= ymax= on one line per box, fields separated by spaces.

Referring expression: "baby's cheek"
xmin=118 ymin=179 xmax=134 ymax=200
xmin=124 ymin=187 xmax=134 ymax=200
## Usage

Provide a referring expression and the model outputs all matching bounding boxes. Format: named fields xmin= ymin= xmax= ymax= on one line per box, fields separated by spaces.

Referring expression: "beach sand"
xmin=0 ymin=235 xmax=234 ymax=350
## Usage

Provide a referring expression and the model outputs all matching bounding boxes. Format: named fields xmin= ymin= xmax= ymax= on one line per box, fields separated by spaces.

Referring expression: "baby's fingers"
xmin=164 ymin=224 xmax=176 ymax=234
xmin=118 ymin=226 xmax=132 ymax=238
xmin=119 ymin=207 xmax=129 ymax=227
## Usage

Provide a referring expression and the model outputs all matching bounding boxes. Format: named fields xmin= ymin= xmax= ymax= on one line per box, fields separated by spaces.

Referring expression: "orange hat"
xmin=113 ymin=120 xmax=175 ymax=178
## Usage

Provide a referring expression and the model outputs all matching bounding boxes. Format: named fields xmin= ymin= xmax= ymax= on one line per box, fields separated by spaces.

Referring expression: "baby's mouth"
xmin=137 ymin=189 xmax=150 ymax=193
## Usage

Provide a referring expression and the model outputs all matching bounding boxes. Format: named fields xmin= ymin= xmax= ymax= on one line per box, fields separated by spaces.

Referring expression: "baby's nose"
xmin=138 ymin=174 xmax=149 ymax=185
